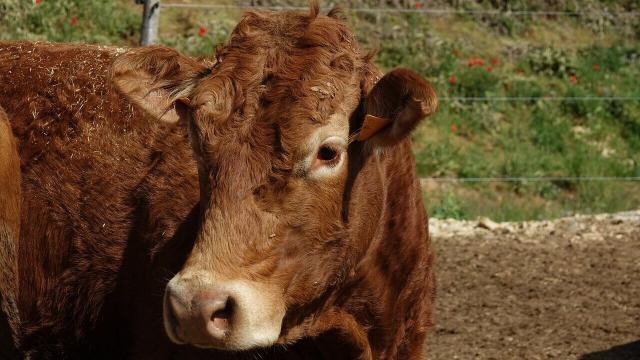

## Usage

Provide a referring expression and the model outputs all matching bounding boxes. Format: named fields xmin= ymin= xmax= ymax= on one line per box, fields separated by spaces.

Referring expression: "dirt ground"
xmin=425 ymin=211 xmax=640 ymax=360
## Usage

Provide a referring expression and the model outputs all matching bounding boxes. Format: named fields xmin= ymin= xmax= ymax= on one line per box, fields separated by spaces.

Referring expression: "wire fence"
xmin=151 ymin=2 xmax=640 ymax=103
xmin=441 ymin=96 xmax=640 ymax=102
xmin=420 ymin=176 xmax=640 ymax=183
xmin=160 ymin=3 xmax=640 ymax=17
xmin=139 ymin=1 xmax=640 ymax=186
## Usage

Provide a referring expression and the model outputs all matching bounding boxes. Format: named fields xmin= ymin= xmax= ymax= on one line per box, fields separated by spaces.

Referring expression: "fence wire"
xmin=420 ymin=176 xmax=640 ymax=183
xmin=440 ymin=96 xmax=640 ymax=102
xmin=160 ymin=3 xmax=639 ymax=17
xmin=158 ymin=3 xmax=640 ymax=103
xmin=153 ymin=2 xmax=640 ymax=185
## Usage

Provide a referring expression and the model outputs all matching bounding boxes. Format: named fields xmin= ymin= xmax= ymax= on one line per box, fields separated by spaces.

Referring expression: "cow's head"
xmin=113 ymin=4 xmax=436 ymax=351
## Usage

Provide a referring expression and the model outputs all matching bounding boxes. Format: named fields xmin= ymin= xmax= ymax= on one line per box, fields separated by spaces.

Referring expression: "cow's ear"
xmin=358 ymin=68 xmax=437 ymax=147
xmin=111 ymin=46 xmax=208 ymax=123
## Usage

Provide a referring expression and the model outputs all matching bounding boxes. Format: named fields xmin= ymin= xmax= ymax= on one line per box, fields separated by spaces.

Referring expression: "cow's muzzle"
xmin=163 ymin=273 xmax=285 ymax=350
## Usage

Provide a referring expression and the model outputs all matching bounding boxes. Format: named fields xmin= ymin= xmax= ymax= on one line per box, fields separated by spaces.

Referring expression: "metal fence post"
xmin=137 ymin=0 xmax=160 ymax=46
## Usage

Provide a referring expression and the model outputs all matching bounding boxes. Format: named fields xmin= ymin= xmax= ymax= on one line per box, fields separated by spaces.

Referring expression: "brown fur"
xmin=0 ymin=5 xmax=435 ymax=359
xmin=0 ymin=105 xmax=22 ymax=359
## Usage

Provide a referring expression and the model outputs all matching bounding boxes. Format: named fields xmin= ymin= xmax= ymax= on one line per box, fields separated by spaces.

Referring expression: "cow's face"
xmin=113 ymin=7 xmax=436 ymax=351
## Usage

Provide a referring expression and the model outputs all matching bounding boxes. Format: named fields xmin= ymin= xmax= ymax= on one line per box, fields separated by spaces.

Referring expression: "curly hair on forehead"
xmin=210 ymin=2 xmax=369 ymax=87
xmin=181 ymin=2 xmax=378 ymax=152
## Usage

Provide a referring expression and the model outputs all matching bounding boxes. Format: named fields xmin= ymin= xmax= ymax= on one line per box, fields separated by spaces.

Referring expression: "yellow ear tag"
xmin=358 ymin=114 xmax=392 ymax=141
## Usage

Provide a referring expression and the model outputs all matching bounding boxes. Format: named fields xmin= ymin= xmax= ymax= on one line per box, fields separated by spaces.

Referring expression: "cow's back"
xmin=0 ymin=105 xmax=21 ymax=359
xmin=0 ymin=42 xmax=200 ymax=357
xmin=0 ymin=42 xmax=147 ymax=166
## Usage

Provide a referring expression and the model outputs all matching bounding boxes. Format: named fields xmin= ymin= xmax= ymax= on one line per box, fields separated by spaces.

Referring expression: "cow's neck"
xmin=344 ymin=139 xmax=431 ymax=357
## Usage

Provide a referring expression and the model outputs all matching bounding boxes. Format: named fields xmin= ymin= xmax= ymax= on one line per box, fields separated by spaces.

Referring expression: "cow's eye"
xmin=313 ymin=143 xmax=343 ymax=169
xmin=318 ymin=146 xmax=338 ymax=162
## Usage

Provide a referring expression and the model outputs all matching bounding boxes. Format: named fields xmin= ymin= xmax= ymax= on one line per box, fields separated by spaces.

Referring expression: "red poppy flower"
xmin=70 ymin=16 xmax=78 ymax=26
xmin=467 ymin=57 xmax=484 ymax=67
xmin=448 ymin=75 xmax=457 ymax=85
xmin=592 ymin=63 xmax=601 ymax=72
xmin=490 ymin=57 xmax=500 ymax=66
xmin=198 ymin=26 xmax=207 ymax=37
xmin=569 ymin=75 xmax=577 ymax=84
xmin=34 ymin=0 xmax=42 ymax=4
xmin=450 ymin=124 xmax=459 ymax=134
xmin=485 ymin=66 xmax=493 ymax=73
xmin=415 ymin=2 xmax=424 ymax=9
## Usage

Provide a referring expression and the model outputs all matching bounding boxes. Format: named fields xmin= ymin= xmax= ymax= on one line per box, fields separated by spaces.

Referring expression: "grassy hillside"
xmin=1 ymin=0 xmax=639 ymax=221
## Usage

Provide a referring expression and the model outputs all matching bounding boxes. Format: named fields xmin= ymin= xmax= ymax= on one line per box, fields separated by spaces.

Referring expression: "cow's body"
xmin=0 ymin=42 xmax=203 ymax=358
xmin=0 ymin=7 xmax=435 ymax=360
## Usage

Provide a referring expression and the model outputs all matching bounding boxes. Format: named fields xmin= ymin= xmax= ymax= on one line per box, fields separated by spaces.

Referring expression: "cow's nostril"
xmin=210 ymin=296 xmax=234 ymax=332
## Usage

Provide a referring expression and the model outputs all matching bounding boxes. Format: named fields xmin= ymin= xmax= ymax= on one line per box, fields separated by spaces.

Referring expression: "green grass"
xmin=2 ymin=0 xmax=639 ymax=221
xmin=0 ymin=0 xmax=140 ymax=45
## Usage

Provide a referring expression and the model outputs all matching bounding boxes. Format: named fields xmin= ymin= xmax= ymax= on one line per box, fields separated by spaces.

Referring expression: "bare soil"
xmin=425 ymin=212 xmax=640 ymax=360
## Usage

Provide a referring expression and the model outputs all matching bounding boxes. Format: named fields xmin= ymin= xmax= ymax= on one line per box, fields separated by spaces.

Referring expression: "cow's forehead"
xmin=197 ymin=9 xmax=366 ymax=169
xmin=213 ymin=10 xmax=364 ymax=110
xmin=274 ymin=75 xmax=360 ymax=120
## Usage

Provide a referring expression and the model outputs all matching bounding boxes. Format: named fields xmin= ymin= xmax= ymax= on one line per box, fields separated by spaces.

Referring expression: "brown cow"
xmin=0 ymin=105 xmax=22 ymax=359
xmin=0 ymin=4 xmax=436 ymax=359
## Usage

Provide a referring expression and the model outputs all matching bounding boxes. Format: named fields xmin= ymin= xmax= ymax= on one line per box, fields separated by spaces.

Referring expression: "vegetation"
xmin=2 ymin=0 xmax=639 ymax=221
xmin=0 ymin=0 xmax=139 ymax=44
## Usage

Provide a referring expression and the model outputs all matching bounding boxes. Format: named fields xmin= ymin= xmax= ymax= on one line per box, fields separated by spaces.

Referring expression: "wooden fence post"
xmin=138 ymin=0 xmax=161 ymax=46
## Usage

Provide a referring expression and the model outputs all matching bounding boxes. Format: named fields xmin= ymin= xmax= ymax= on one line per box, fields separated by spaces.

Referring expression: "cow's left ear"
xmin=111 ymin=46 xmax=208 ymax=124
xmin=357 ymin=68 xmax=437 ymax=147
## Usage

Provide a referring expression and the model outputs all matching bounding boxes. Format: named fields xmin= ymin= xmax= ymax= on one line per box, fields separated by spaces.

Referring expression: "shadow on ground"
xmin=580 ymin=341 xmax=640 ymax=360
